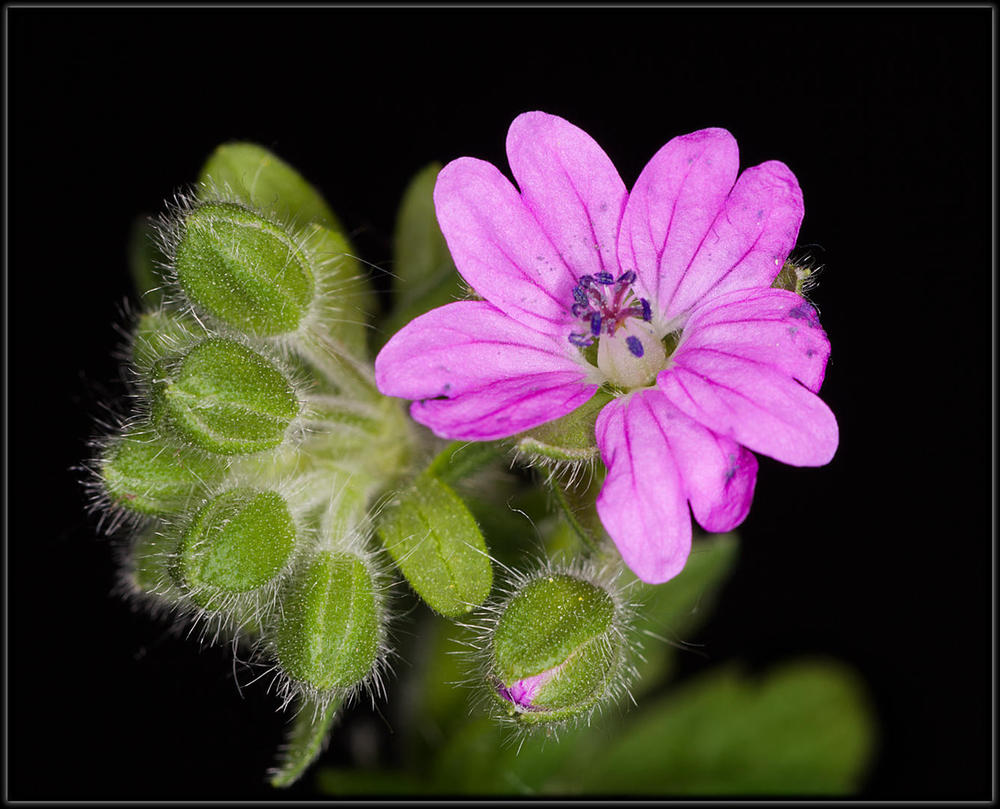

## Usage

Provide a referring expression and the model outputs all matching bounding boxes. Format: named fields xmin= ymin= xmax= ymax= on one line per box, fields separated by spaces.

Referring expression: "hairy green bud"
xmin=100 ymin=429 xmax=221 ymax=515
xmin=173 ymin=201 xmax=316 ymax=336
xmin=175 ymin=488 xmax=297 ymax=608
xmin=152 ymin=337 xmax=300 ymax=455
xmin=489 ymin=571 xmax=626 ymax=726
xmin=275 ymin=551 xmax=381 ymax=693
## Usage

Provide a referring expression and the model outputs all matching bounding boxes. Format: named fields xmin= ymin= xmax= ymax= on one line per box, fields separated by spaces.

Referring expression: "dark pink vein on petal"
xmin=669 ymin=357 xmax=814 ymax=434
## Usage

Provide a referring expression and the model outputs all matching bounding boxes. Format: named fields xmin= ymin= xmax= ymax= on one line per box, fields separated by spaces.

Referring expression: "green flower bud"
xmin=175 ymin=488 xmax=297 ymax=609
xmin=275 ymin=550 xmax=381 ymax=694
xmin=488 ymin=570 xmax=629 ymax=727
xmin=173 ymin=201 xmax=316 ymax=336
xmin=152 ymin=337 xmax=300 ymax=455
xmin=100 ymin=429 xmax=222 ymax=515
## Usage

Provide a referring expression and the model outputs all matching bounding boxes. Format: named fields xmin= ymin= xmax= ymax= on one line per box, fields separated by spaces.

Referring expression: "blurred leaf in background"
xmin=314 ymin=528 xmax=876 ymax=797
xmin=380 ymin=162 xmax=467 ymax=348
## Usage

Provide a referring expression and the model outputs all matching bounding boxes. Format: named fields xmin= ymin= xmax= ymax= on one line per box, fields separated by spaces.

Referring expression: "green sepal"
xmin=152 ymin=337 xmax=300 ymax=455
xmin=127 ymin=216 xmax=167 ymax=306
xmin=515 ymin=390 xmax=612 ymax=465
xmin=302 ymin=223 xmax=376 ymax=358
xmin=275 ymin=551 xmax=380 ymax=692
xmin=772 ymin=259 xmax=813 ymax=295
xmin=100 ymin=429 xmax=222 ymax=516
xmin=491 ymin=573 xmax=619 ymax=723
xmin=380 ymin=163 xmax=466 ymax=348
xmin=175 ymin=488 xmax=297 ymax=608
xmin=197 ymin=141 xmax=345 ymax=235
xmin=270 ymin=696 xmax=343 ymax=789
xmin=174 ymin=201 xmax=316 ymax=337
xmin=376 ymin=471 xmax=492 ymax=617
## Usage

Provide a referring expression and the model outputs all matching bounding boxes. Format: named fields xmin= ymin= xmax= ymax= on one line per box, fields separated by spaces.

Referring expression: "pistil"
xmin=568 ymin=271 xmax=667 ymax=389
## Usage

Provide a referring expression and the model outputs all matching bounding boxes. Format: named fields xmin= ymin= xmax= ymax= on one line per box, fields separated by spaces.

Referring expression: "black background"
xmin=7 ymin=5 xmax=993 ymax=801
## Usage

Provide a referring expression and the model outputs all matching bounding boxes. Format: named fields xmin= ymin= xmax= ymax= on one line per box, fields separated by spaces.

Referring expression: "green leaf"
xmin=127 ymin=216 xmax=167 ymax=306
xmin=153 ymin=337 xmax=300 ymax=455
xmin=376 ymin=471 xmax=492 ymax=617
xmin=197 ymin=141 xmax=344 ymax=234
xmin=174 ymin=201 xmax=316 ymax=337
xmin=381 ymin=163 xmax=466 ymax=347
xmin=100 ymin=429 xmax=222 ymax=515
xmin=176 ymin=488 xmax=297 ymax=606
xmin=276 ymin=551 xmax=381 ymax=692
xmin=270 ymin=697 xmax=343 ymax=789
xmin=573 ymin=660 xmax=876 ymax=795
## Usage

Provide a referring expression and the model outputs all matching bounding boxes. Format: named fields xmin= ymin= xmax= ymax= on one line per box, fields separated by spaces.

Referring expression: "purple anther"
xmin=640 ymin=298 xmax=652 ymax=321
xmin=578 ymin=274 xmax=594 ymax=288
xmin=616 ymin=269 xmax=637 ymax=285
xmin=571 ymin=302 xmax=590 ymax=318
xmin=590 ymin=312 xmax=603 ymax=336
xmin=593 ymin=271 xmax=615 ymax=285
xmin=573 ymin=287 xmax=588 ymax=306
xmin=626 ymin=336 xmax=645 ymax=358
xmin=569 ymin=332 xmax=592 ymax=347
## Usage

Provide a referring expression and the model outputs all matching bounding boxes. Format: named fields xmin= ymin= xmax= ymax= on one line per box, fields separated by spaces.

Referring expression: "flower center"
xmin=568 ymin=271 xmax=667 ymax=389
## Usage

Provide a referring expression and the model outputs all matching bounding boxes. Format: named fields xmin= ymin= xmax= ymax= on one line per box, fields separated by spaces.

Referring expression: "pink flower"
xmin=375 ymin=111 xmax=838 ymax=584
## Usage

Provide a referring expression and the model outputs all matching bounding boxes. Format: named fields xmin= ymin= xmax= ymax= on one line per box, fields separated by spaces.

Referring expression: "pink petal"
xmin=665 ymin=160 xmax=804 ymax=316
xmin=653 ymin=398 xmax=759 ymax=533
xmin=506 ymin=111 xmax=628 ymax=282
xmin=617 ymin=128 xmax=739 ymax=320
xmin=434 ymin=157 xmax=577 ymax=336
xmin=658 ymin=339 xmax=839 ymax=467
xmin=595 ymin=391 xmax=692 ymax=584
xmin=410 ymin=371 xmax=596 ymax=441
xmin=682 ymin=287 xmax=830 ymax=393
xmin=375 ymin=300 xmax=595 ymax=441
